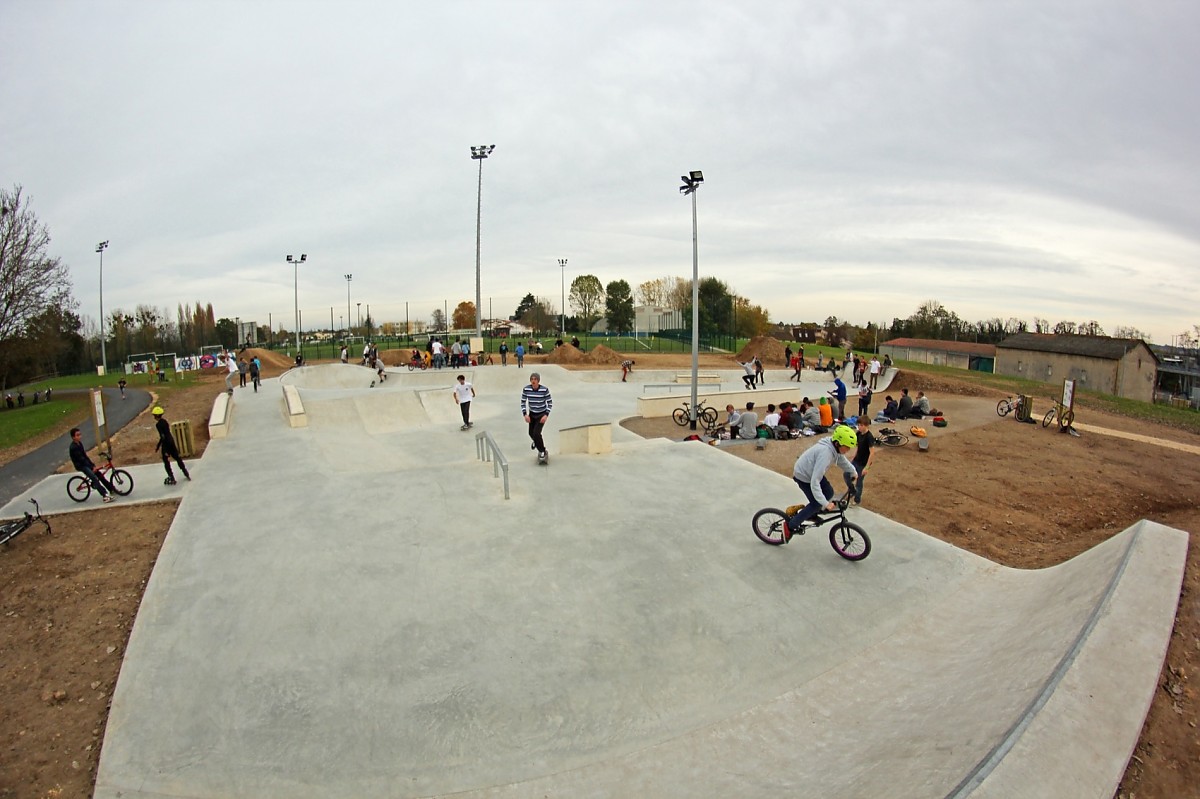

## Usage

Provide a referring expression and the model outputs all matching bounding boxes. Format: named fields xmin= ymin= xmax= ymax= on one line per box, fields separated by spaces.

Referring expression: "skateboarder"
xmin=520 ymin=372 xmax=552 ymax=464
xmin=453 ymin=374 xmax=475 ymax=430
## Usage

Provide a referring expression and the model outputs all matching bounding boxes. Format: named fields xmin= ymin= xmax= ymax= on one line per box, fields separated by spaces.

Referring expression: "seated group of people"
xmin=873 ymin=388 xmax=935 ymax=422
xmin=719 ymin=397 xmax=838 ymax=440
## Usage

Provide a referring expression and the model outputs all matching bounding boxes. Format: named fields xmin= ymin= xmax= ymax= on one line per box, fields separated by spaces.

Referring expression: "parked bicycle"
xmin=874 ymin=427 xmax=909 ymax=448
xmin=0 ymin=499 xmax=52 ymax=547
xmin=1042 ymin=398 xmax=1075 ymax=430
xmin=672 ymin=399 xmax=719 ymax=432
xmin=67 ymin=451 xmax=134 ymax=502
xmin=996 ymin=394 xmax=1027 ymax=417
xmin=752 ymin=492 xmax=871 ymax=560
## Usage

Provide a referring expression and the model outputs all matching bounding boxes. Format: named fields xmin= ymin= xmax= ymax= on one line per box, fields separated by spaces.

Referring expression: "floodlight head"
xmin=287 ymin=254 xmax=294 ymax=262
xmin=300 ymin=254 xmax=307 ymax=262
xmin=689 ymin=170 xmax=704 ymax=182
xmin=471 ymin=144 xmax=496 ymax=159
xmin=96 ymin=240 xmax=109 ymax=252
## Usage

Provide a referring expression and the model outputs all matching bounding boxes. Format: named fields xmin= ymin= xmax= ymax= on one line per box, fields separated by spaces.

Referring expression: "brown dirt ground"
xmin=1 ymin=352 xmax=1196 ymax=798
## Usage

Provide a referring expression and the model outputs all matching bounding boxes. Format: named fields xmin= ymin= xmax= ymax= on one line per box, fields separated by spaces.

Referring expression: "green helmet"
xmin=830 ymin=425 xmax=858 ymax=449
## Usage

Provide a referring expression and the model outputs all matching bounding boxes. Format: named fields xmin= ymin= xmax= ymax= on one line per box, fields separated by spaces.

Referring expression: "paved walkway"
xmin=4 ymin=366 xmax=1185 ymax=798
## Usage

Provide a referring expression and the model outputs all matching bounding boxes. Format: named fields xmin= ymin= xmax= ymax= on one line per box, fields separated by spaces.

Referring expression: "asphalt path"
xmin=0 ymin=387 xmax=151 ymax=508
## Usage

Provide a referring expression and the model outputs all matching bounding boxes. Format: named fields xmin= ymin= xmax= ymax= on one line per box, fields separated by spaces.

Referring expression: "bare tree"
xmin=665 ymin=276 xmax=692 ymax=311
xmin=636 ymin=278 xmax=666 ymax=306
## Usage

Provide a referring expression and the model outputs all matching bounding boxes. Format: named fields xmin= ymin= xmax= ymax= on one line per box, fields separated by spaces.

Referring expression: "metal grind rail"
xmin=474 ymin=430 xmax=510 ymax=499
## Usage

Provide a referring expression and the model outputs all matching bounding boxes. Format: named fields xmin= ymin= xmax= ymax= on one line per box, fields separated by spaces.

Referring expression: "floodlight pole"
xmin=679 ymin=171 xmax=704 ymax=430
xmin=287 ymin=254 xmax=307 ymax=353
xmin=471 ymin=145 xmax=495 ymax=338
xmin=96 ymin=241 xmax=109 ymax=374
xmin=344 ymin=274 xmax=353 ymax=339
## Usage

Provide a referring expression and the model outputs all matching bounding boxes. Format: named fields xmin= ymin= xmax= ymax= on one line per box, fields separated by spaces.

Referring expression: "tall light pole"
xmin=471 ymin=144 xmax=495 ymax=338
xmin=344 ymin=274 xmax=352 ymax=338
xmin=679 ymin=170 xmax=704 ymax=430
xmin=287 ymin=254 xmax=306 ymax=354
xmin=357 ymin=302 xmax=362 ymax=334
xmin=96 ymin=241 xmax=109 ymax=374
xmin=558 ymin=258 xmax=568 ymax=338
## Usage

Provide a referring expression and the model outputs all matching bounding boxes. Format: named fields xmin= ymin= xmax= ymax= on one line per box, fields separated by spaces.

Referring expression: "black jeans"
xmin=527 ymin=417 xmax=547 ymax=454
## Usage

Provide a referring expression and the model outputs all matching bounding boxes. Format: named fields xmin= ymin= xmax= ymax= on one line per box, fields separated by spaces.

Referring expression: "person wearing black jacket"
xmin=153 ymin=406 xmax=191 ymax=485
xmin=68 ymin=427 xmax=115 ymax=502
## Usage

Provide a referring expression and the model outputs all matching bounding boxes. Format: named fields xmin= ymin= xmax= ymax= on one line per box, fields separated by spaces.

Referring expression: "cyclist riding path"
xmin=92 ymin=366 xmax=1187 ymax=799
xmin=0 ymin=386 xmax=151 ymax=507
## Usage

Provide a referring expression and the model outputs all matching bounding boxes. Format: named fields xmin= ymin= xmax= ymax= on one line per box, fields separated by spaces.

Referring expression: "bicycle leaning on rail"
xmin=67 ymin=451 xmax=134 ymax=502
xmin=752 ymin=492 xmax=871 ymax=560
xmin=672 ymin=399 xmax=720 ymax=432
xmin=0 ymin=499 xmax=52 ymax=547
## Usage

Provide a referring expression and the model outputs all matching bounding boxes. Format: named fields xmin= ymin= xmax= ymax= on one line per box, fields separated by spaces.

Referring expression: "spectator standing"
xmin=515 ymin=343 xmax=525 ymax=368
xmin=340 ymin=345 xmax=348 ymax=364
xmin=238 ymin=357 xmax=248 ymax=387
xmin=453 ymin=374 xmax=476 ymax=430
xmin=829 ymin=375 xmax=847 ymax=421
xmin=845 ymin=417 xmax=875 ymax=505
xmin=68 ymin=427 xmax=115 ymax=502
xmin=857 ymin=384 xmax=873 ymax=418
xmin=754 ymin=356 xmax=765 ymax=385
xmin=249 ymin=357 xmax=261 ymax=392
xmin=784 ymin=345 xmax=793 ymax=369
xmin=521 ymin=372 xmax=553 ymax=464
xmin=499 ymin=341 xmax=509 ymax=365
xmin=869 ymin=356 xmax=881 ymax=389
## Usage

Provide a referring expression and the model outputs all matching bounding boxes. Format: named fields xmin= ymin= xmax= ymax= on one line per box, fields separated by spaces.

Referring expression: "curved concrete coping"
xmin=279 ymin=363 xmax=378 ymax=389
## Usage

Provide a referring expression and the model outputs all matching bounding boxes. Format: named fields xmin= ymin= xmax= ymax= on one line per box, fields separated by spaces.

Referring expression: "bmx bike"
xmin=874 ymin=427 xmax=909 ymax=448
xmin=67 ymin=452 xmax=134 ymax=502
xmin=0 ymin=499 xmax=52 ymax=547
xmin=752 ymin=493 xmax=871 ymax=561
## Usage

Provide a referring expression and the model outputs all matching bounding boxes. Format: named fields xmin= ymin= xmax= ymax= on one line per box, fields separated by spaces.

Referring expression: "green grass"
xmin=0 ymin=395 xmax=91 ymax=449
xmin=888 ymin=358 xmax=1200 ymax=434
xmin=16 ymin=369 xmax=205 ymax=394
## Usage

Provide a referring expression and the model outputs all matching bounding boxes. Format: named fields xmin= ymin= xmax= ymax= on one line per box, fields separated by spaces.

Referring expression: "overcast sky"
xmin=3 ymin=0 xmax=1197 ymax=344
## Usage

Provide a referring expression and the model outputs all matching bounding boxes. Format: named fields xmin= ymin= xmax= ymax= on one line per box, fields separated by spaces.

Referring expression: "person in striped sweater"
xmin=520 ymin=372 xmax=553 ymax=464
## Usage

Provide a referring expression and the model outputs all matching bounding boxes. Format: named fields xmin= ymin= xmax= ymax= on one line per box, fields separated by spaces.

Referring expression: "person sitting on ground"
xmin=718 ymin=403 xmax=742 ymax=439
xmin=737 ymin=402 xmax=759 ymax=439
xmin=875 ymin=395 xmax=898 ymax=422
xmin=895 ymin=388 xmax=914 ymax=420
xmin=779 ymin=402 xmax=796 ymax=430
xmin=763 ymin=403 xmax=781 ymax=429
xmin=911 ymin=390 xmax=932 ymax=418
xmin=801 ymin=400 xmax=826 ymax=432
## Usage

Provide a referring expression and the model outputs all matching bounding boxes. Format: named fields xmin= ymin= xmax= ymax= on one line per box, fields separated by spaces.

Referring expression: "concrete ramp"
xmin=93 ymin=370 xmax=1189 ymax=799
xmin=280 ymin=363 xmax=377 ymax=389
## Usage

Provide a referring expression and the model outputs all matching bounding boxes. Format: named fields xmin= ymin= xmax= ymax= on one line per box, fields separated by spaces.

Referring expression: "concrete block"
xmin=559 ymin=422 xmax=612 ymax=454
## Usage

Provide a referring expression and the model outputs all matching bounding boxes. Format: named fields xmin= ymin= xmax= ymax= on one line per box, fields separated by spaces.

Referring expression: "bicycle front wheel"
xmin=752 ymin=508 xmax=790 ymax=546
xmin=700 ymin=407 xmax=719 ymax=429
xmin=671 ymin=408 xmax=690 ymax=427
xmin=0 ymin=519 xmax=25 ymax=546
xmin=880 ymin=433 xmax=908 ymax=448
xmin=407 ymin=363 xmax=416 ymax=371
xmin=1042 ymin=409 xmax=1057 ymax=428
xmin=67 ymin=475 xmax=91 ymax=503
xmin=996 ymin=399 xmax=1011 ymax=417
xmin=830 ymin=521 xmax=871 ymax=561
xmin=109 ymin=469 xmax=135 ymax=496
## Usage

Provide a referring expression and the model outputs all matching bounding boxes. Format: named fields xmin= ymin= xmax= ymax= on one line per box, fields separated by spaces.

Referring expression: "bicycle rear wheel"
xmin=67 ymin=475 xmax=91 ymax=503
xmin=0 ymin=519 xmax=25 ymax=546
xmin=996 ymin=399 xmax=1011 ymax=417
xmin=1059 ymin=409 xmax=1075 ymax=430
xmin=829 ymin=521 xmax=871 ymax=561
xmin=752 ymin=508 xmax=789 ymax=546
xmin=700 ymin=407 xmax=719 ymax=429
xmin=109 ymin=469 xmax=134 ymax=496
xmin=879 ymin=433 xmax=908 ymax=448
xmin=671 ymin=408 xmax=690 ymax=427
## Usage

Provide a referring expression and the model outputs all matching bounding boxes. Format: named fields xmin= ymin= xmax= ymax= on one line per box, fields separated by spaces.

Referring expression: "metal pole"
xmin=559 ymin=258 xmax=567 ymax=337
xmin=689 ymin=189 xmax=700 ymax=430
xmin=345 ymin=274 xmax=352 ymax=339
xmin=294 ymin=262 xmax=299 ymax=353
xmin=471 ymin=145 xmax=495 ymax=338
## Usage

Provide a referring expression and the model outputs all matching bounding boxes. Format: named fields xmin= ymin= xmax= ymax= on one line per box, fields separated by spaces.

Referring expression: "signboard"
xmin=1061 ymin=379 xmax=1075 ymax=413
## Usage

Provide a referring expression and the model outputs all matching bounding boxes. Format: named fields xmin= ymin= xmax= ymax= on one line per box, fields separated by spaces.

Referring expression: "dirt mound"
xmin=583 ymin=344 xmax=626 ymax=365
xmin=244 ymin=347 xmax=294 ymax=377
xmin=735 ymin=336 xmax=789 ymax=365
xmin=546 ymin=344 xmax=587 ymax=364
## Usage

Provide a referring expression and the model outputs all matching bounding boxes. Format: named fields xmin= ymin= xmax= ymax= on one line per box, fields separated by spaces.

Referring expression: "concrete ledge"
xmin=637 ymin=386 xmax=801 ymax=419
xmin=675 ymin=372 xmax=720 ymax=384
xmin=559 ymin=422 xmax=612 ymax=454
xmin=207 ymin=392 xmax=231 ymax=439
xmin=282 ymin=384 xmax=307 ymax=428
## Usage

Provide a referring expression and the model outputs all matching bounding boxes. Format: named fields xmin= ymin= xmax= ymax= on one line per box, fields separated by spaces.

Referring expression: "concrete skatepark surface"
xmin=6 ymin=364 xmax=1179 ymax=798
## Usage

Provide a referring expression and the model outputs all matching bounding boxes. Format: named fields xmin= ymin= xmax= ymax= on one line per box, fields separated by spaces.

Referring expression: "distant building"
xmin=880 ymin=337 xmax=996 ymax=372
xmin=995 ymin=333 xmax=1157 ymax=402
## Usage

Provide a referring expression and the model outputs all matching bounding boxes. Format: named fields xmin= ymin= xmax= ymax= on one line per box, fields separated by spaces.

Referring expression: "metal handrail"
xmin=474 ymin=430 xmax=510 ymax=499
